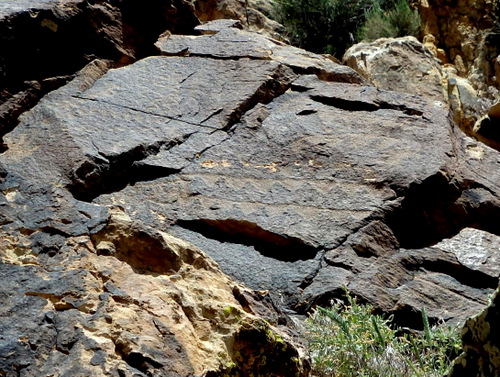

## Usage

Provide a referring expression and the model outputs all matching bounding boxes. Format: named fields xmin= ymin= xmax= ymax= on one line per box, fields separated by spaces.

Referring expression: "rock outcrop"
xmin=0 ymin=207 xmax=309 ymax=376
xmin=343 ymin=36 xmax=497 ymax=150
xmin=346 ymin=2 xmax=500 ymax=146
xmin=448 ymin=286 xmax=500 ymax=377
xmin=0 ymin=2 xmax=311 ymax=376
xmin=193 ymin=0 xmax=283 ymax=39
xmin=343 ymin=36 xmax=446 ymax=103
xmin=3 ymin=1 xmax=500 ymax=376
xmin=418 ymin=0 xmax=499 ymax=98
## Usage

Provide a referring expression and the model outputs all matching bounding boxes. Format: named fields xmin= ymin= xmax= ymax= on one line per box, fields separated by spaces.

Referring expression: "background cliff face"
xmin=2 ymin=1 xmax=500 ymax=376
xmin=419 ymin=0 xmax=499 ymax=97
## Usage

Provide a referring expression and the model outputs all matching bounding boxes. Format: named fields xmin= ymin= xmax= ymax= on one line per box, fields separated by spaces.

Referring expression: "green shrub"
xmin=272 ymin=0 xmax=420 ymax=56
xmin=272 ymin=0 xmax=366 ymax=56
xmin=305 ymin=291 xmax=461 ymax=377
xmin=357 ymin=0 xmax=421 ymax=41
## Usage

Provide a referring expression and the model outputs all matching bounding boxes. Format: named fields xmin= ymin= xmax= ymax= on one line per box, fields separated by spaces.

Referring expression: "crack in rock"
xmin=155 ymin=22 xmax=368 ymax=86
xmin=67 ymin=134 xmax=195 ymax=202
xmin=223 ymin=64 xmax=296 ymax=131
xmin=176 ymin=218 xmax=320 ymax=262
xmin=0 ymin=0 xmax=199 ymax=144
xmin=310 ymin=94 xmax=424 ymax=115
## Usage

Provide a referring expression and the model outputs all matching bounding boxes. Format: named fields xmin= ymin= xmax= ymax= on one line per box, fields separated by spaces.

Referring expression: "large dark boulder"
xmin=2 ymin=5 xmax=500 ymax=376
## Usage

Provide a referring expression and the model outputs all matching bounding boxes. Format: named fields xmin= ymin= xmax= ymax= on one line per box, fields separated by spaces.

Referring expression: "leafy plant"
xmin=305 ymin=291 xmax=461 ymax=376
xmin=357 ymin=0 xmax=421 ymax=41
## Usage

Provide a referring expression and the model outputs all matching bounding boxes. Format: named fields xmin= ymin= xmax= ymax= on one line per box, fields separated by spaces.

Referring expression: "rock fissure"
xmin=166 ymin=51 xmax=275 ymax=62
xmin=298 ymin=251 xmax=326 ymax=290
xmin=310 ymin=94 xmax=424 ymax=116
xmin=222 ymin=66 xmax=296 ymax=131
xmin=176 ymin=218 xmax=320 ymax=262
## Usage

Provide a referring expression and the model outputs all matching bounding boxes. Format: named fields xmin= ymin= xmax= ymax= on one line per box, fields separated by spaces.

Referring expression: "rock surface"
xmin=344 ymin=36 xmax=497 ymax=151
xmin=418 ymin=0 xmax=499 ymax=98
xmin=0 ymin=2 xmax=311 ymax=376
xmin=0 ymin=206 xmax=309 ymax=376
xmin=448 ymin=286 xmax=500 ymax=377
xmin=0 ymin=0 xmax=199 ymax=147
xmin=3 ymin=2 xmax=500 ymax=376
xmin=343 ymin=36 xmax=446 ymax=103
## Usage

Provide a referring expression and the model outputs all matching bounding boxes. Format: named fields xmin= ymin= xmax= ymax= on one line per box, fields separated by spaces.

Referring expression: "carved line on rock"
xmin=72 ymin=95 xmax=221 ymax=130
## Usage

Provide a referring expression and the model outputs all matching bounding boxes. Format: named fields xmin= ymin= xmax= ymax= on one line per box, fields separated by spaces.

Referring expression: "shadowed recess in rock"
xmin=176 ymin=218 xmax=319 ymax=262
xmin=92 ymin=228 xmax=186 ymax=276
xmin=67 ymin=139 xmax=188 ymax=202
xmin=412 ymin=257 xmax=499 ymax=290
xmin=114 ymin=346 xmax=164 ymax=375
xmin=310 ymin=94 xmax=424 ymax=115
xmin=386 ymin=172 xmax=500 ymax=249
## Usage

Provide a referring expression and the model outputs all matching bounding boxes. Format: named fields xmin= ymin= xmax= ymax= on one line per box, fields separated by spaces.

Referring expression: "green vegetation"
xmin=272 ymin=0 xmax=421 ymax=57
xmin=305 ymin=291 xmax=461 ymax=376
xmin=357 ymin=0 xmax=421 ymax=41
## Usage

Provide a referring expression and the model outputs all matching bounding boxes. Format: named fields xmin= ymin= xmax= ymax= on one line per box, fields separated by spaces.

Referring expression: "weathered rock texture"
xmin=343 ymin=36 xmax=446 ymax=103
xmin=193 ymin=0 xmax=283 ymax=38
xmin=346 ymin=2 xmax=500 ymax=147
xmin=418 ymin=0 xmax=499 ymax=97
xmin=0 ymin=0 xmax=199 ymax=148
xmin=0 ymin=206 xmax=309 ymax=376
xmin=4 ymin=2 xmax=500 ymax=376
xmin=0 ymin=2 xmax=311 ymax=376
xmin=343 ymin=36 xmax=498 ymax=151
xmin=448 ymin=286 xmax=500 ymax=377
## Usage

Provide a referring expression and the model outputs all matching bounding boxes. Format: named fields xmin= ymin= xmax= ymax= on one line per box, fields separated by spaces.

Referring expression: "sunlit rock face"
xmin=3 ymin=2 xmax=500 ymax=376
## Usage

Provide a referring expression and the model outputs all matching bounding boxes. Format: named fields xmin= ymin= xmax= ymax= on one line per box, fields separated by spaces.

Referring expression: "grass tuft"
xmin=305 ymin=290 xmax=461 ymax=376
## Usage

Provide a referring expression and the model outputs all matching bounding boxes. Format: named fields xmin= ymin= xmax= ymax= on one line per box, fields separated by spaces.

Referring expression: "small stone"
xmin=96 ymin=241 xmax=116 ymax=256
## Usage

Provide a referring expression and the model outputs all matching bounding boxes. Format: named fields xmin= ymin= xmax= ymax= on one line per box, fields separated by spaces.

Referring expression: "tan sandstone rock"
xmin=344 ymin=35 xmax=496 ymax=146
xmin=0 ymin=207 xmax=310 ymax=376
xmin=343 ymin=36 xmax=446 ymax=103
xmin=418 ymin=0 xmax=499 ymax=98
